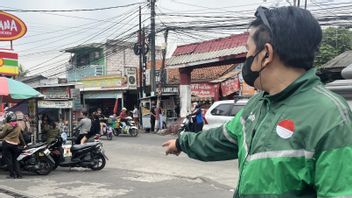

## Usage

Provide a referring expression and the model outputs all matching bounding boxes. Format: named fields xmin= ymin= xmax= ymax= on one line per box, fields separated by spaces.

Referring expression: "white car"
xmin=203 ymin=99 xmax=248 ymax=130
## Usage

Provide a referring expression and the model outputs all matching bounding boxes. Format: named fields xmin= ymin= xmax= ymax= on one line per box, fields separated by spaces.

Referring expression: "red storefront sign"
xmin=191 ymin=83 xmax=219 ymax=98
xmin=221 ymin=77 xmax=240 ymax=97
xmin=0 ymin=11 xmax=27 ymax=41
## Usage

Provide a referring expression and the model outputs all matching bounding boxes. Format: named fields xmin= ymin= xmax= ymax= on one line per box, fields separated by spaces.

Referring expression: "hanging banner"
xmin=0 ymin=11 xmax=27 ymax=41
xmin=191 ymin=83 xmax=219 ymax=98
xmin=221 ymin=77 xmax=240 ymax=97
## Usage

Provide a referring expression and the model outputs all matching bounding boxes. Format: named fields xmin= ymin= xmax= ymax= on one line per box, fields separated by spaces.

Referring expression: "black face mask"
xmin=242 ymin=51 xmax=264 ymax=87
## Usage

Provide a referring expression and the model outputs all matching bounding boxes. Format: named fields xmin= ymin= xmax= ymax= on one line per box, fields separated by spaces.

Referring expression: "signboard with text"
xmin=40 ymin=87 xmax=70 ymax=99
xmin=221 ymin=77 xmax=240 ymax=97
xmin=125 ymin=67 xmax=137 ymax=90
xmin=191 ymin=83 xmax=219 ymax=98
xmin=81 ymin=75 xmax=127 ymax=89
xmin=38 ymin=100 xmax=73 ymax=109
xmin=0 ymin=11 xmax=27 ymax=41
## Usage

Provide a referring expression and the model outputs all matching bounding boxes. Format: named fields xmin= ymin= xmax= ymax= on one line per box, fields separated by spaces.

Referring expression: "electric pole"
xmin=138 ymin=6 xmax=143 ymax=99
xmin=150 ymin=0 xmax=156 ymax=96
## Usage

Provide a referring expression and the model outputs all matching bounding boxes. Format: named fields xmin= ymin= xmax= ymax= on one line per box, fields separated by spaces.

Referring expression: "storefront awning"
xmin=83 ymin=91 xmax=122 ymax=99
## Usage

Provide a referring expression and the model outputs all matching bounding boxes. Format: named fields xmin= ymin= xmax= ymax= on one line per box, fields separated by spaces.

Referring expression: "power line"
xmin=0 ymin=2 xmax=143 ymax=12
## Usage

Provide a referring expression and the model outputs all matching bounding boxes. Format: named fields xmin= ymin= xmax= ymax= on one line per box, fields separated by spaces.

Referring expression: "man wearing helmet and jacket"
xmin=0 ymin=111 xmax=26 ymax=179
xmin=163 ymin=6 xmax=352 ymax=197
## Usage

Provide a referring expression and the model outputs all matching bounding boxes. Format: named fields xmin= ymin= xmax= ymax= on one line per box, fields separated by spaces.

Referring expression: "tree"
xmin=17 ymin=64 xmax=29 ymax=78
xmin=315 ymin=27 xmax=352 ymax=67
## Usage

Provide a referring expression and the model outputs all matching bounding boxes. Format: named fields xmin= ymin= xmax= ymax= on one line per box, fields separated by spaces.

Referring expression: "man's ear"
xmin=262 ymin=43 xmax=274 ymax=66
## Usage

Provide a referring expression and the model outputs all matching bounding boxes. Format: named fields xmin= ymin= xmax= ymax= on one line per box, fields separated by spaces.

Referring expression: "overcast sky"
xmin=0 ymin=0 xmax=344 ymax=77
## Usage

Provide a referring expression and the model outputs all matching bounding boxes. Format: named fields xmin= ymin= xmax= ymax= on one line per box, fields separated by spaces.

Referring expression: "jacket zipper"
xmin=236 ymin=100 xmax=270 ymax=197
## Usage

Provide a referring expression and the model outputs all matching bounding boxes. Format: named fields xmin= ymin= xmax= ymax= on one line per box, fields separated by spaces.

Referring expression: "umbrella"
xmin=0 ymin=77 xmax=41 ymax=102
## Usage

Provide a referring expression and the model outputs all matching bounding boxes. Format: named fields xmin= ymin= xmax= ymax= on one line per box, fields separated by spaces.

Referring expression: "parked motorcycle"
xmin=48 ymin=137 xmax=108 ymax=171
xmin=113 ymin=116 xmax=138 ymax=137
xmin=0 ymin=142 xmax=55 ymax=175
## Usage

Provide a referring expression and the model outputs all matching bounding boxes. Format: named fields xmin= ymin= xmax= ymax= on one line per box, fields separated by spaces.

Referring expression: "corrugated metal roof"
xmin=320 ymin=51 xmax=352 ymax=69
xmin=167 ymin=46 xmax=247 ymax=67
xmin=172 ymin=32 xmax=248 ymax=56
xmin=211 ymin=70 xmax=241 ymax=83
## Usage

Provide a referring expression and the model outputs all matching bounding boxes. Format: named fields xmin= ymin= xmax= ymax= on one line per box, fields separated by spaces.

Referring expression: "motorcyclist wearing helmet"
xmin=118 ymin=107 xmax=128 ymax=128
xmin=0 ymin=111 xmax=26 ymax=179
xmin=191 ymin=102 xmax=203 ymax=132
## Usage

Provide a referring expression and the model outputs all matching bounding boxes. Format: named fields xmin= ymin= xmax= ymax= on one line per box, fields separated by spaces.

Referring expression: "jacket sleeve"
xmin=178 ymin=110 xmax=243 ymax=162
xmin=0 ymin=125 xmax=10 ymax=140
xmin=314 ymin=120 xmax=352 ymax=197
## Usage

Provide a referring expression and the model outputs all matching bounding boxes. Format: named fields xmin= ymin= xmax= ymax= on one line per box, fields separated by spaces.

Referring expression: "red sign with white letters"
xmin=0 ymin=11 xmax=27 ymax=41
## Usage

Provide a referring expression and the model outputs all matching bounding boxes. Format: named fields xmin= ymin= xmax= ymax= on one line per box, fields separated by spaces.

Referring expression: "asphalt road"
xmin=0 ymin=132 xmax=239 ymax=198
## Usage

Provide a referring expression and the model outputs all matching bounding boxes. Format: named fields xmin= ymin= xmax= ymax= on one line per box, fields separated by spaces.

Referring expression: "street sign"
xmin=0 ymin=11 xmax=27 ymax=41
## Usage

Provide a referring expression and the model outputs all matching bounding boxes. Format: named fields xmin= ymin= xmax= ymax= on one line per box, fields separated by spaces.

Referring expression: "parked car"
xmin=203 ymin=99 xmax=248 ymax=130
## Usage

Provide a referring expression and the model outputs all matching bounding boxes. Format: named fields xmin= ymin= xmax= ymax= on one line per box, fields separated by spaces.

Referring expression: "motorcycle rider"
xmin=0 ymin=111 xmax=26 ymax=179
xmin=75 ymin=111 xmax=91 ymax=144
xmin=118 ymin=107 xmax=128 ymax=128
xmin=190 ymin=102 xmax=203 ymax=132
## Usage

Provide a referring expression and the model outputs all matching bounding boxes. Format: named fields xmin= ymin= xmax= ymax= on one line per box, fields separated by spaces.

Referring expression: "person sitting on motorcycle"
xmin=0 ymin=111 xmax=26 ymax=179
xmin=118 ymin=108 xmax=128 ymax=128
xmin=190 ymin=102 xmax=204 ymax=133
xmin=88 ymin=112 xmax=100 ymax=139
xmin=75 ymin=111 xmax=91 ymax=144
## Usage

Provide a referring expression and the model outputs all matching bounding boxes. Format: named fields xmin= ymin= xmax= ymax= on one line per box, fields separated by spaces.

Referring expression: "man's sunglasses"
xmin=255 ymin=6 xmax=273 ymax=33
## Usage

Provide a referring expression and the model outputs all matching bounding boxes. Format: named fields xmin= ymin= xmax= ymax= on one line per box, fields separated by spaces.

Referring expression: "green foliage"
xmin=315 ymin=27 xmax=352 ymax=67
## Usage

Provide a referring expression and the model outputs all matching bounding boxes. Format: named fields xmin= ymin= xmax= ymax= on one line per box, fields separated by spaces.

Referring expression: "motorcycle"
xmin=48 ymin=136 xmax=108 ymax=171
xmin=0 ymin=142 xmax=55 ymax=175
xmin=113 ymin=116 xmax=138 ymax=137
xmin=178 ymin=114 xmax=195 ymax=134
xmin=100 ymin=124 xmax=113 ymax=140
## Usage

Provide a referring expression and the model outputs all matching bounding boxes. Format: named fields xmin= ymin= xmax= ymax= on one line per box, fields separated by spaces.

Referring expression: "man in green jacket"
xmin=162 ymin=6 xmax=352 ymax=198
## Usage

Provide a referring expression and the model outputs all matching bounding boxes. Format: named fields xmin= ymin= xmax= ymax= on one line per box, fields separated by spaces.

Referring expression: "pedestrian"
xmin=150 ymin=102 xmax=156 ymax=133
xmin=163 ymin=6 xmax=352 ymax=197
xmin=154 ymin=105 xmax=160 ymax=133
xmin=40 ymin=114 xmax=51 ymax=142
xmin=0 ymin=111 xmax=26 ymax=179
xmin=158 ymin=105 xmax=164 ymax=130
xmin=16 ymin=112 xmax=31 ymax=144
xmin=132 ymin=105 xmax=140 ymax=129
xmin=75 ymin=111 xmax=91 ymax=144
xmin=46 ymin=122 xmax=60 ymax=144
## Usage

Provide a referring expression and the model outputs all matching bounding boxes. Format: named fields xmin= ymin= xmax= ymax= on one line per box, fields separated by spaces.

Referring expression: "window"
xmin=229 ymin=105 xmax=244 ymax=116
xmin=210 ymin=104 xmax=233 ymax=116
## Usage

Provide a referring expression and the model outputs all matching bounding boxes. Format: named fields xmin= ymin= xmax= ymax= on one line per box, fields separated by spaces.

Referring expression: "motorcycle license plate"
xmin=44 ymin=149 xmax=51 ymax=156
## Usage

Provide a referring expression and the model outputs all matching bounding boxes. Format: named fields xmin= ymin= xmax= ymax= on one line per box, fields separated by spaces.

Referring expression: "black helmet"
xmin=5 ymin=111 xmax=17 ymax=123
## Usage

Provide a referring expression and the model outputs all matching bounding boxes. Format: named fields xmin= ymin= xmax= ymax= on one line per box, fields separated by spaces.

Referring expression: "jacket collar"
xmin=261 ymin=68 xmax=321 ymax=103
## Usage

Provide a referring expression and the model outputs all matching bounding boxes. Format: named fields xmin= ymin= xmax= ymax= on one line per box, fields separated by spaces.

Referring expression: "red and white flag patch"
xmin=276 ymin=119 xmax=295 ymax=139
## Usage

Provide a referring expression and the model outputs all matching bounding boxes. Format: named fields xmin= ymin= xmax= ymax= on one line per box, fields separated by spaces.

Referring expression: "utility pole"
xmin=304 ymin=0 xmax=307 ymax=9
xmin=150 ymin=0 xmax=156 ymax=96
xmin=158 ymin=28 xmax=169 ymax=98
xmin=297 ymin=0 xmax=301 ymax=7
xmin=138 ymin=6 xmax=143 ymax=99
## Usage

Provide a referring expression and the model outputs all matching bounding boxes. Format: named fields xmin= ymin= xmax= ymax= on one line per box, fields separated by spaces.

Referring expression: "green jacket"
xmin=177 ymin=69 xmax=352 ymax=197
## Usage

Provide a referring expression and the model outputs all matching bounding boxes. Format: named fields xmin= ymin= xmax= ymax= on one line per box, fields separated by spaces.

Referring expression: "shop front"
xmin=79 ymin=75 xmax=129 ymax=117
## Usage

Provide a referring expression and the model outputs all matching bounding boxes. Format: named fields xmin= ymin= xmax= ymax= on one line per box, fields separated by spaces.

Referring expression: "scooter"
xmin=113 ymin=116 xmax=138 ymax=137
xmin=100 ymin=124 xmax=113 ymax=140
xmin=178 ymin=114 xmax=196 ymax=134
xmin=48 ymin=136 xmax=108 ymax=171
xmin=0 ymin=142 xmax=55 ymax=175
